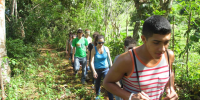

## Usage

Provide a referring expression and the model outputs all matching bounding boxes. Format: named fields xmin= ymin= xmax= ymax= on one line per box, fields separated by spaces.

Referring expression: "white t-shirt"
xmin=86 ymin=36 xmax=92 ymax=44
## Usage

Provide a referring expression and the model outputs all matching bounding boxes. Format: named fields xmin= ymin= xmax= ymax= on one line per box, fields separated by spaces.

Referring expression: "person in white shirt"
xmin=85 ymin=29 xmax=92 ymax=80
xmin=85 ymin=29 xmax=92 ymax=44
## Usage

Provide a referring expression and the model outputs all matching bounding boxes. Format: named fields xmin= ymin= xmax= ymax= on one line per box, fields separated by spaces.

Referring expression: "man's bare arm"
xmin=103 ymin=52 xmax=133 ymax=99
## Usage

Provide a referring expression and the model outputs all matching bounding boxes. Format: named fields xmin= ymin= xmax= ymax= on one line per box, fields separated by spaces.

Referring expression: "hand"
xmin=131 ymin=91 xmax=150 ymax=100
xmin=163 ymin=87 xmax=178 ymax=100
xmin=93 ymin=71 xmax=98 ymax=79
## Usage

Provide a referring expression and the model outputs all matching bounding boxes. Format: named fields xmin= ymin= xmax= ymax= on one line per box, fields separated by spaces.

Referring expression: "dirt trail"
xmin=39 ymin=46 xmax=110 ymax=100
xmin=62 ymin=55 xmax=110 ymax=100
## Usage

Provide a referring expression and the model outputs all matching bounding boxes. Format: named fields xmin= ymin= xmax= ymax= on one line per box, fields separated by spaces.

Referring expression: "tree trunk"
xmin=118 ymin=24 xmax=121 ymax=37
xmin=133 ymin=21 xmax=140 ymax=42
xmin=15 ymin=0 xmax=17 ymax=21
xmin=133 ymin=0 xmax=143 ymax=43
xmin=0 ymin=0 xmax=11 ymax=100
xmin=21 ymin=20 xmax=25 ymax=38
xmin=159 ymin=0 xmax=173 ymax=18
xmin=11 ymin=0 xmax=15 ymax=17
xmin=105 ymin=22 xmax=108 ymax=40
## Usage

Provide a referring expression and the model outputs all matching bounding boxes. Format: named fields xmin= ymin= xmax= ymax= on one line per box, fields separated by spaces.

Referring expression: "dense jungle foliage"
xmin=2 ymin=0 xmax=200 ymax=99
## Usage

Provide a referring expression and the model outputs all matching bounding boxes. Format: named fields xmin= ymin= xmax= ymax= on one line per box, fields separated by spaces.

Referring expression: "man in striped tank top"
xmin=103 ymin=15 xmax=178 ymax=100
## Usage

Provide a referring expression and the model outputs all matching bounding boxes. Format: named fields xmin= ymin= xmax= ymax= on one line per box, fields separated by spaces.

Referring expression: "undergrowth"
xmin=5 ymin=51 xmax=97 ymax=99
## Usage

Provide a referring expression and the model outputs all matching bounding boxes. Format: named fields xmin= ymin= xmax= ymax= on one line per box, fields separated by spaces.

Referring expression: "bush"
xmin=106 ymin=38 xmax=124 ymax=61
xmin=6 ymin=38 xmax=38 ymax=58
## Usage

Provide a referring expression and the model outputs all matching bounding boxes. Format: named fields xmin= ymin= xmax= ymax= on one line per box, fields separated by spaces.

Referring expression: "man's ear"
xmin=141 ymin=35 xmax=146 ymax=44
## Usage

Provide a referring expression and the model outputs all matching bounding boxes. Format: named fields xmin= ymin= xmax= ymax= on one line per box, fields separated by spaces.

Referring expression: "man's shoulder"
xmin=115 ymin=55 xmax=120 ymax=59
xmin=114 ymin=54 xmax=120 ymax=63
xmin=112 ymin=52 xmax=133 ymax=75
xmin=167 ymin=49 xmax=175 ymax=61
xmin=167 ymin=49 xmax=174 ymax=56
xmin=116 ymin=52 xmax=132 ymax=63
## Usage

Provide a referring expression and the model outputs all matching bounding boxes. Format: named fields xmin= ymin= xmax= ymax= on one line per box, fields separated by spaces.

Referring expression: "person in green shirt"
xmin=72 ymin=28 xmax=88 ymax=84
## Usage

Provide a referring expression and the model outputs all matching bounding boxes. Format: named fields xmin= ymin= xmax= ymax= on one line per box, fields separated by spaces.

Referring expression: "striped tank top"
xmin=122 ymin=49 xmax=170 ymax=100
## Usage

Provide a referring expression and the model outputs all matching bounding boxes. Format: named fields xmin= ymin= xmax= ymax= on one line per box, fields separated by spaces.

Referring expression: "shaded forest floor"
xmin=39 ymin=45 xmax=110 ymax=100
xmin=6 ymin=45 xmax=200 ymax=99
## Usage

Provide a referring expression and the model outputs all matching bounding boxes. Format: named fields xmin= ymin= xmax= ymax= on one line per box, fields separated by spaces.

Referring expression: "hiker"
xmin=113 ymin=36 xmax=137 ymax=100
xmin=103 ymin=15 xmax=178 ymax=100
xmin=72 ymin=28 xmax=88 ymax=84
xmin=90 ymin=35 xmax=113 ymax=100
xmin=68 ymin=34 xmax=76 ymax=71
xmin=85 ymin=29 xmax=92 ymax=44
xmin=66 ymin=32 xmax=73 ymax=58
xmin=85 ymin=29 xmax=92 ymax=80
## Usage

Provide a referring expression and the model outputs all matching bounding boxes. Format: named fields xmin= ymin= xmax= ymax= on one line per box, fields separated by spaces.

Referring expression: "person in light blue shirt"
xmin=90 ymin=35 xmax=113 ymax=100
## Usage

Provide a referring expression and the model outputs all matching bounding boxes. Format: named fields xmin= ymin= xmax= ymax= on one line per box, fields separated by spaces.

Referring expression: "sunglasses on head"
xmin=98 ymin=42 xmax=105 ymax=44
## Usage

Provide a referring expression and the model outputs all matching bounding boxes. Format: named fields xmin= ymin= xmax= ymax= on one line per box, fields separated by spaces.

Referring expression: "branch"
xmin=5 ymin=15 xmax=10 ymax=22
xmin=174 ymin=0 xmax=197 ymax=26
xmin=174 ymin=0 xmax=189 ymax=14
xmin=31 ymin=4 xmax=40 ymax=11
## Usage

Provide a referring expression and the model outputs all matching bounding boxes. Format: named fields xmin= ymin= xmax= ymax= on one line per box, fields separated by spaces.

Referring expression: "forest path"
xmin=39 ymin=45 xmax=110 ymax=100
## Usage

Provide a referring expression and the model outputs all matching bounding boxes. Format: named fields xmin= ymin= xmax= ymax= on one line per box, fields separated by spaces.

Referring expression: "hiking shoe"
xmin=87 ymin=66 xmax=90 ymax=71
xmin=74 ymin=71 xmax=78 ymax=75
xmin=95 ymin=96 xmax=100 ymax=100
xmin=81 ymin=81 xmax=86 ymax=85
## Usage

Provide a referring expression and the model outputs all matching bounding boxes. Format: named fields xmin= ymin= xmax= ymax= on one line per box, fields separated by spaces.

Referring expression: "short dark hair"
xmin=94 ymin=35 xmax=104 ymax=46
xmin=77 ymin=28 xmax=83 ymax=34
xmin=142 ymin=15 xmax=171 ymax=39
xmin=68 ymin=32 xmax=73 ymax=37
xmin=124 ymin=36 xmax=137 ymax=46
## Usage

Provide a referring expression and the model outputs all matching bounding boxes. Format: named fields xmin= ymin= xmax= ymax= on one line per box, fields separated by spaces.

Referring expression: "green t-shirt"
xmin=72 ymin=37 xmax=88 ymax=57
